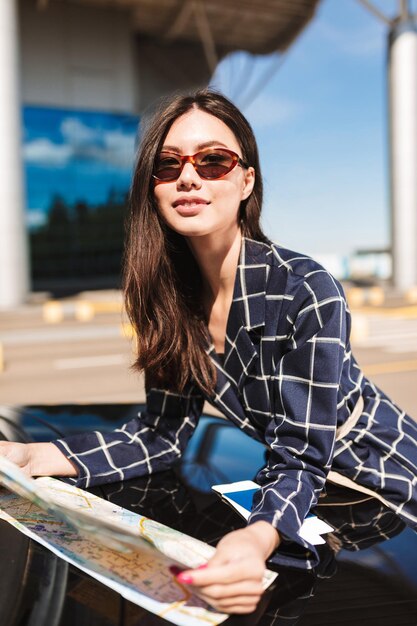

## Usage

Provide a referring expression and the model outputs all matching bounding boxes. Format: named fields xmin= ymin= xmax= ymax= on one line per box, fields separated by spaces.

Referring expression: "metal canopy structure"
xmin=39 ymin=0 xmax=321 ymax=59
xmin=127 ymin=0 xmax=320 ymax=54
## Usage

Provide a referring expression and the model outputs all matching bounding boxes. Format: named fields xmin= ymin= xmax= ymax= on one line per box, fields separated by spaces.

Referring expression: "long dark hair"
xmin=123 ymin=89 xmax=267 ymax=395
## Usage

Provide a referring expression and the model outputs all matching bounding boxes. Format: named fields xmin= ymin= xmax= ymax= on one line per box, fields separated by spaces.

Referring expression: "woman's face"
xmin=153 ymin=109 xmax=255 ymax=240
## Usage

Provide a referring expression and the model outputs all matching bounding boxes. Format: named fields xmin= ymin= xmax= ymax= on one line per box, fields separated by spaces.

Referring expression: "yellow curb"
xmin=75 ymin=301 xmax=123 ymax=321
xmin=75 ymin=302 xmax=95 ymax=322
xmin=367 ymin=286 xmax=385 ymax=306
xmin=85 ymin=301 xmax=123 ymax=314
xmin=363 ymin=359 xmax=417 ymax=376
xmin=351 ymin=305 xmax=417 ymax=319
xmin=43 ymin=301 xmax=64 ymax=323
xmin=346 ymin=288 xmax=366 ymax=308
xmin=121 ymin=322 xmax=135 ymax=338
xmin=43 ymin=300 xmax=123 ymax=323
xmin=350 ymin=314 xmax=370 ymax=343
xmin=345 ymin=286 xmax=385 ymax=308
xmin=405 ymin=287 xmax=417 ymax=304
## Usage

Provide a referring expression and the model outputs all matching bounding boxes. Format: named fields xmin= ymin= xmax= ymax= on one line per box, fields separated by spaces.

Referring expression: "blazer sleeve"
xmin=52 ymin=383 xmax=204 ymax=489
xmin=248 ymin=269 xmax=349 ymax=569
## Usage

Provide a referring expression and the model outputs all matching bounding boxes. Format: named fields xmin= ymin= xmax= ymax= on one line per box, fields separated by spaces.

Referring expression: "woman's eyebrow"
xmin=161 ymin=140 xmax=229 ymax=152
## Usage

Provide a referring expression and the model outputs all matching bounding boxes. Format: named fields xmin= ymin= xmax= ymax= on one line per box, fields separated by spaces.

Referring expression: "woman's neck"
xmin=187 ymin=229 xmax=242 ymax=305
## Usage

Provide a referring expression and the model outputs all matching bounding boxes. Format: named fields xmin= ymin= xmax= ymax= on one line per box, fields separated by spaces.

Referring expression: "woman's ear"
xmin=241 ymin=167 xmax=255 ymax=201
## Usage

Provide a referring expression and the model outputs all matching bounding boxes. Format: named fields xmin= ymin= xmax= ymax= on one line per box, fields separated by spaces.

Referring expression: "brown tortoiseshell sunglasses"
xmin=153 ymin=148 xmax=249 ymax=182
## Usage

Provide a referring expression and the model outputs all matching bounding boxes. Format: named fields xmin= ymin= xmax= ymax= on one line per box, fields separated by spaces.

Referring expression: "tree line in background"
xmin=30 ymin=189 xmax=129 ymax=292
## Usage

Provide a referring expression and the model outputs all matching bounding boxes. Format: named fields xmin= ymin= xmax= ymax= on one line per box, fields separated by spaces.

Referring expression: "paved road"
xmin=352 ymin=309 xmax=417 ymax=418
xmin=0 ymin=303 xmax=416 ymax=419
xmin=0 ymin=308 xmax=143 ymax=406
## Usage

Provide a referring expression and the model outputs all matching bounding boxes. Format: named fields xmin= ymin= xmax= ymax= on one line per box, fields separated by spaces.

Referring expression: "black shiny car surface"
xmin=0 ymin=404 xmax=416 ymax=626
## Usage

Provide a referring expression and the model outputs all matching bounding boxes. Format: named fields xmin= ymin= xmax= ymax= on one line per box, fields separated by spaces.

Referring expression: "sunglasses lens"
xmin=153 ymin=149 xmax=238 ymax=181
xmin=154 ymin=154 xmax=182 ymax=181
xmin=196 ymin=150 xmax=235 ymax=179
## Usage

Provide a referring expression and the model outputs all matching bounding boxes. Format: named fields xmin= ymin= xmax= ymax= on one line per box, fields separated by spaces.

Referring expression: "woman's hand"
xmin=0 ymin=441 xmax=78 ymax=478
xmin=0 ymin=441 xmax=33 ymax=475
xmin=172 ymin=521 xmax=280 ymax=614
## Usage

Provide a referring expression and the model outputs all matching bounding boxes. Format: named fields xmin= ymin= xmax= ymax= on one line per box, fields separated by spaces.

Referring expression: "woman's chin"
xmin=168 ymin=222 xmax=215 ymax=238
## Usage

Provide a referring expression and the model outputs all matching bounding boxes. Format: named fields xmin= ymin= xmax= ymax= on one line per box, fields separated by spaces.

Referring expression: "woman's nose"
xmin=176 ymin=162 xmax=202 ymax=189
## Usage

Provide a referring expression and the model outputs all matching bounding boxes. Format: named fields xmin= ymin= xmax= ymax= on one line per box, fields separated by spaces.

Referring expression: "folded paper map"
xmin=0 ymin=457 xmax=277 ymax=626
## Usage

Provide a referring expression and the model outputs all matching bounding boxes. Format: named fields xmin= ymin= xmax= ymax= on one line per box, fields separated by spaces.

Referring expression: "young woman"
xmin=1 ymin=90 xmax=416 ymax=615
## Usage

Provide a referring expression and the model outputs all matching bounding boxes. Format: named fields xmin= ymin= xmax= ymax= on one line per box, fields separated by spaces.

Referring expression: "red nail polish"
xmin=169 ymin=565 xmax=183 ymax=577
xmin=177 ymin=573 xmax=194 ymax=584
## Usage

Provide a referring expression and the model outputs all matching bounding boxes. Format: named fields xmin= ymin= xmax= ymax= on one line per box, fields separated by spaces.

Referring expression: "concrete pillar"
xmin=0 ymin=0 xmax=29 ymax=309
xmin=388 ymin=19 xmax=417 ymax=291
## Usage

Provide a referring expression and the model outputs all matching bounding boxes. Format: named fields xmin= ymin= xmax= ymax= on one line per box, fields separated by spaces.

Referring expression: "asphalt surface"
xmin=0 ymin=298 xmax=416 ymax=419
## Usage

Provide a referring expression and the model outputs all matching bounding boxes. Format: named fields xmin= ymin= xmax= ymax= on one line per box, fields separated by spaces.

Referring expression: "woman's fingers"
xmin=192 ymin=576 xmax=263 ymax=614
xmin=197 ymin=594 xmax=260 ymax=614
xmin=0 ymin=442 xmax=77 ymax=477
xmin=178 ymin=557 xmax=263 ymax=588
xmin=194 ymin=579 xmax=263 ymax=614
xmin=170 ymin=524 xmax=280 ymax=615
xmin=0 ymin=441 xmax=30 ymax=468
xmin=191 ymin=578 xmax=264 ymax=599
xmin=212 ymin=603 xmax=259 ymax=615
xmin=175 ymin=557 xmax=265 ymax=613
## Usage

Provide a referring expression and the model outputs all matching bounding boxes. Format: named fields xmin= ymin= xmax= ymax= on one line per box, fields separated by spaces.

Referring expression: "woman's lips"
xmin=172 ymin=199 xmax=209 ymax=216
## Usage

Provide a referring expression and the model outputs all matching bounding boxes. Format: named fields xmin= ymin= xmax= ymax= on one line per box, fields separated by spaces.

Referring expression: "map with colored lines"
xmin=0 ymin=457 xmax=276 ymax=626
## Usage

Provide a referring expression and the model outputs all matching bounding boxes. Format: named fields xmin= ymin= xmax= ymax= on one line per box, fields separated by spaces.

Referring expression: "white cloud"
xmin=26 ymin=209 xmax=47 ymax=229
xmin=60 ymin=117 xmax=100 ymax=145
xmin=102 ymin=130 xmax=136 ymax=168
xmin=24 ymin=116 xmax=137 ymax=169
xmin=61 ymin=117 xmax=136 ymax=168
xmin=23 ymin=138 xmax=72 ymax=166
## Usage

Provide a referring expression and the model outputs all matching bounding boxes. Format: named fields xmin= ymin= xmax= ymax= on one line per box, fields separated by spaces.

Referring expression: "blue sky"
xmin=23 ymin=0 xmax=415 ymax=260
xmin=211 ymin=0 xmax=406 ymax=257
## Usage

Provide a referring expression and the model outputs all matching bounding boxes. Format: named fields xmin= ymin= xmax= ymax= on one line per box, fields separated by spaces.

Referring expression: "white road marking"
xmin=353 ymin=316 xmax=417 ymax=354
xmin=0 ymin=325 xmax=122 ymax=346
xmin=54 ymin=354 xmax=126 ymax=370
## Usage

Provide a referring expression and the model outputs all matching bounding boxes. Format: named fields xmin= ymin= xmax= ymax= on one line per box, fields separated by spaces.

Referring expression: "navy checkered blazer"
xmin=54 ymin=238 xmax=417 ymax=569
